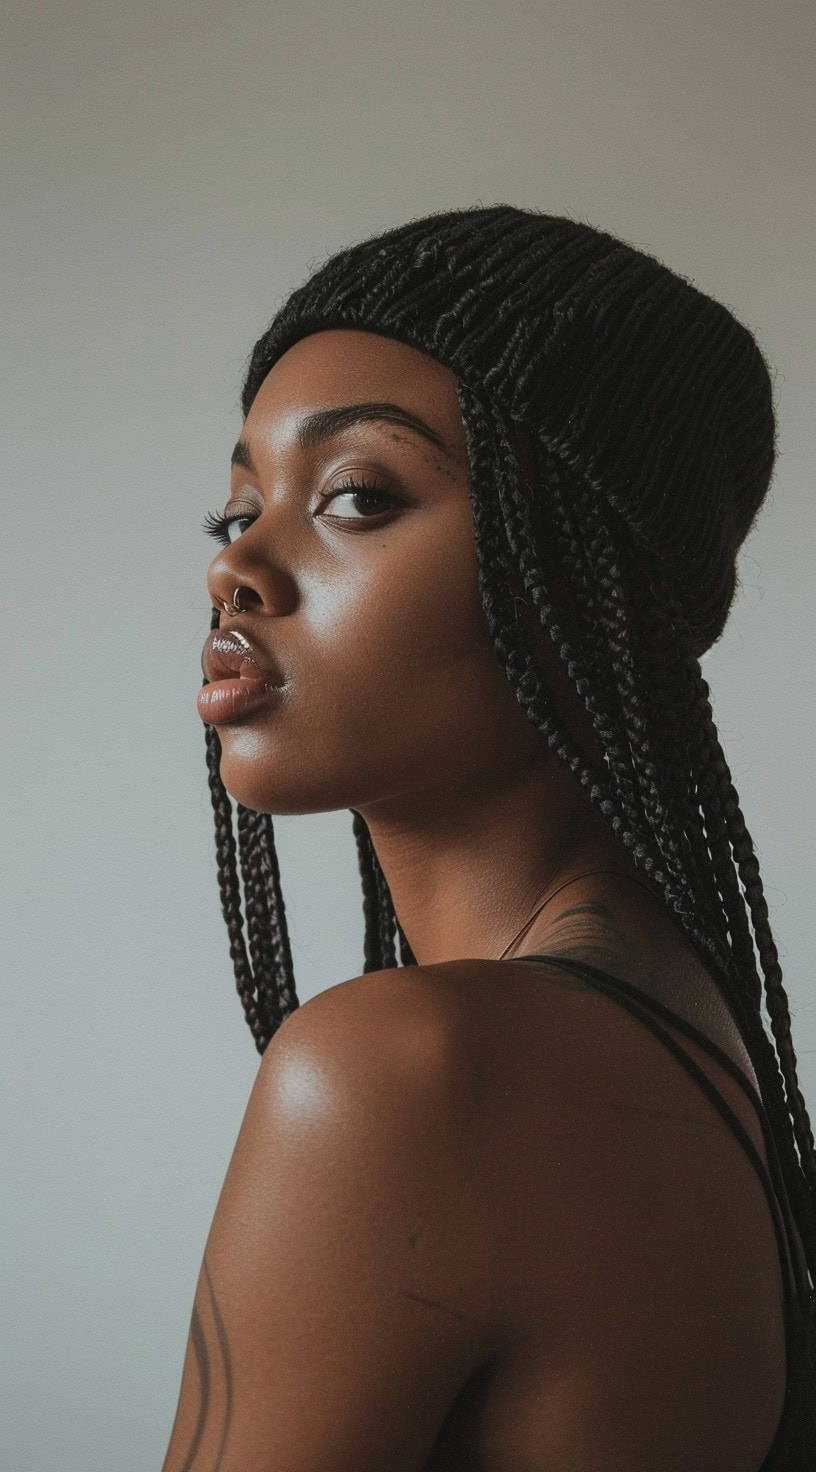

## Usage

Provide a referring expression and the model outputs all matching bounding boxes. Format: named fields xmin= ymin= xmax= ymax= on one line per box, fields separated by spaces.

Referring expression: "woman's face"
xmin=202 ymin=327 xmax=590 ymax=818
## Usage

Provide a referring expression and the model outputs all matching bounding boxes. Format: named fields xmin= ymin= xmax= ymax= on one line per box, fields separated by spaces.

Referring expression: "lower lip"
xmin=197 ymin=677 xmax=280 ymax=724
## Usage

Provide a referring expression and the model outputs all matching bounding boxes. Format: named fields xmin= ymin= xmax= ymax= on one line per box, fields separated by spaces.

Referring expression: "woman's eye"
xmin=201 ymin=509 xmax=256 ymax=545
xmin=317 ymin=476 xmax=402 ymax=521
xmin=201 ymin=477 xmax=403 ymax=547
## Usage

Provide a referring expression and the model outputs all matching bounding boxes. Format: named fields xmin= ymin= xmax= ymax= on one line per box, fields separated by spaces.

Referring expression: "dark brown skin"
xmin=162 ymin=329 xmax=792 ymax=1469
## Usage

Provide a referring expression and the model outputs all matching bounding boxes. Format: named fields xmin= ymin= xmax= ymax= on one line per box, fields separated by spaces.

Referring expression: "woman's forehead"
xmin=244 ymin=328 xmax=468 ymax=461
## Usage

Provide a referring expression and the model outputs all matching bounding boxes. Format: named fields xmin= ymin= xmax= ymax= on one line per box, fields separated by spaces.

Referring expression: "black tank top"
xmin=513 ymin=951 xmax=816 ymax=1469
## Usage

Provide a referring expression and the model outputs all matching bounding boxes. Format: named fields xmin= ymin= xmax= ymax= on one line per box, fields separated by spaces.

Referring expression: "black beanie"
xmin=241 ymin=204 xmax=776 ymax=659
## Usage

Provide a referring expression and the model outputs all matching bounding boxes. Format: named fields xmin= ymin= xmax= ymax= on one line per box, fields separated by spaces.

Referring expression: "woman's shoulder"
xmin=331 ymin=951 xmax=789 ymax=1467
xmin=310 ymin=945 xmax=768 ymax=1279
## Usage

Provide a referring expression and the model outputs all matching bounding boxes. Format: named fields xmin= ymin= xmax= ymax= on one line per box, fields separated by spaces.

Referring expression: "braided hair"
xmin=201 ymin=206 xmax=816 ymax=1337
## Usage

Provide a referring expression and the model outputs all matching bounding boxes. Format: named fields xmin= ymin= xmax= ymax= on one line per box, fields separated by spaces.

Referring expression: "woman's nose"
xmin=208 ymin=563 xmax=297 ymax=622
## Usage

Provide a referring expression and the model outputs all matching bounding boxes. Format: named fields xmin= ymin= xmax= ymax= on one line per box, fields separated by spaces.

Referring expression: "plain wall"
xmin=2 ymin=2 xmax=814 ymax=1467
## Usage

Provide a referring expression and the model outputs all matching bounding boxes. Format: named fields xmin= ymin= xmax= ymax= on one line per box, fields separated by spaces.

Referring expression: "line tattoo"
xmin=204 ymin=1257 xmax=234 ymax=1470
xmin=162 ymin=1254 xmax=235 ymax=1472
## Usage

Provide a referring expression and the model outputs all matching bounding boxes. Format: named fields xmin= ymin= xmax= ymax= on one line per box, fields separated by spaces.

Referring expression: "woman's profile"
xmin=163 ymin=205 xmax=816 ymax=1470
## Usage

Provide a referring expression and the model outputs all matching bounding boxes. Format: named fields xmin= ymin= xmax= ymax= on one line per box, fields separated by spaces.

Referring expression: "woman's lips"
xmin=201 ymin=626 xmax=282 ymax=684
xmin=196 ymin=674 xmax=280 ymax=724
xmin=198 ymin=625 xmax=285 ymax=723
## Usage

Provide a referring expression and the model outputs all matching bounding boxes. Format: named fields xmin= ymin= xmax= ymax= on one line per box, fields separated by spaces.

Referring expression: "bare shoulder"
xmin=272 ymin=958 xmax=582 ymax=1123
xmin=265 ymin=962 xmax=786 ymax=1469
xmin=322 ymin=952 xmax=784 ymax=1306
xmin=266 ymin=963 xmax=479 ymax=1101
xmin=274 ymin=951 xmax=640 ymax=1130
xmin=161 ymin=966 xmax=509 ymax=1472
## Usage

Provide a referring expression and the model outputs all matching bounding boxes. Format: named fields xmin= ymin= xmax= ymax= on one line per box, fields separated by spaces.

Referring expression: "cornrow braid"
xmin=572 ymin=491 xmax=702 ymax=921
xmin=199 ymin=208 xmax=816 ymax=1352
xmin=203 ymin=718 xmax=267 ymax=1053
xmin=496 ymin=420 xmax=686 ymax=903
xmin=351 ymin=811 xmax=399 ymax=972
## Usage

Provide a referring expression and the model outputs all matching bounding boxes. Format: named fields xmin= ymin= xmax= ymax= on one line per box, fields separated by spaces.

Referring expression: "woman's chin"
xmin=214 ymin=757 xmax=357 ymax=819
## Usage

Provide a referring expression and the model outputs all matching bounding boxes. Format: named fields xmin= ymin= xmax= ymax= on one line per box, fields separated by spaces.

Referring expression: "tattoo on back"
xmin=528 ymin=898 xmax=641 ymax=986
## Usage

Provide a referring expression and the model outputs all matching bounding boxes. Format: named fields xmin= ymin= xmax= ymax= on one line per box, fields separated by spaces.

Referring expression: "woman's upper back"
xmin=410 ymin=884 xmax=814 ymax=1469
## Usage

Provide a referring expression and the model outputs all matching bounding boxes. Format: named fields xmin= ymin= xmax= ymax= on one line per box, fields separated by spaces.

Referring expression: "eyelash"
xmin=200 ymin=476 xmax=401 ymax=546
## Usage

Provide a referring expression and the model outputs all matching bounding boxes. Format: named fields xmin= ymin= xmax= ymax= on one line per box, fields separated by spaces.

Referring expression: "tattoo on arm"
xmin=162 ymin=1256 xmax=234 ymax=1472
xmin=181 ymin=1302 xmax=209 ymax=1471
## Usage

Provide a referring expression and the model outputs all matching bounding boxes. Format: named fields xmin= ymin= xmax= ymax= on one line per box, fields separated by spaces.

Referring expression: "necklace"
xmin=496 ymin=867 xmax=660 ymax=961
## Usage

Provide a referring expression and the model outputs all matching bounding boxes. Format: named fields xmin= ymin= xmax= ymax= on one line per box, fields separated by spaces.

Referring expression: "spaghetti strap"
xmin=512 ymin=950 xmax=816 ymax=1469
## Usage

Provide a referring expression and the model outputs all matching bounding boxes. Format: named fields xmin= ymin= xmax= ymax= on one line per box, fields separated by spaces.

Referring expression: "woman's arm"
xmin=161 ymin=975 xmax=502 ymax=1472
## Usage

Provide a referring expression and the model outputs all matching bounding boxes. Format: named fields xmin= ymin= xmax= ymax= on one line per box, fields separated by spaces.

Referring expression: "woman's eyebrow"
xmin=230 ymin=400 xmax=458 ymax=474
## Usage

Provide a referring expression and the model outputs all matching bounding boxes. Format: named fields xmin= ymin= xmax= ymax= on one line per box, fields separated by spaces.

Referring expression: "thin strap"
xmin=514 ymin=951 xmax=811 ymax=1312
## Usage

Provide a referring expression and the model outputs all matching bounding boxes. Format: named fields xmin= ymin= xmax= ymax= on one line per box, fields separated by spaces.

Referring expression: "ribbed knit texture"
xmin=242 ymin=205 xmax=776 ymax=660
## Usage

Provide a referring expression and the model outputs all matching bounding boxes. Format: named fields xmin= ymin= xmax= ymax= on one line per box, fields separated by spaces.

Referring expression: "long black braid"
xmin=199 ymin=209 xmax=816 ymax=1373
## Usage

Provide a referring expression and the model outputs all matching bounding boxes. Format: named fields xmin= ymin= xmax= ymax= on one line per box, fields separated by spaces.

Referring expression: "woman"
xmin=165 ymin=206 xmax=815 ymax=1469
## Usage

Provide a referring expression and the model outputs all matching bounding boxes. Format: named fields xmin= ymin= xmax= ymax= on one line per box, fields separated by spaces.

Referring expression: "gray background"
xmin=2 ymin=2 xmax=814 ymax=1467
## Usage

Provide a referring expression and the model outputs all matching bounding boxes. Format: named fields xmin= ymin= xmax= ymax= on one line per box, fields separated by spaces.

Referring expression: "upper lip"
xmin=201 ymin=624 xmax=284 ymax=685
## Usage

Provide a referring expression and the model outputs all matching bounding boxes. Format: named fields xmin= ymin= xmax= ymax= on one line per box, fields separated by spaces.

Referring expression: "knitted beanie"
xmin=241 ymin=204 xmax=776 ymax=659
